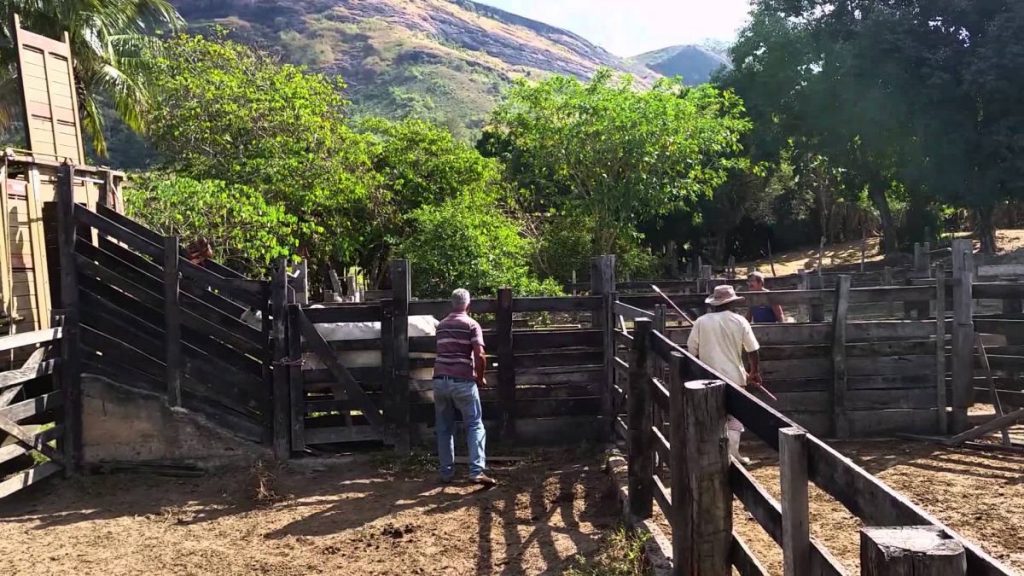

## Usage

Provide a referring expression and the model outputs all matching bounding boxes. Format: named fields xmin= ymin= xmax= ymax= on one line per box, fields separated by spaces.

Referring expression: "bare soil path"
xmin=0 ymin=449 xmax=620 ymax=576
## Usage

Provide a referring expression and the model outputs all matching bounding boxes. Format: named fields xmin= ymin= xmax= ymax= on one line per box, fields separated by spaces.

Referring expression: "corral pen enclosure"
xmin=0 ymin=166 xmax=1021 ymax=574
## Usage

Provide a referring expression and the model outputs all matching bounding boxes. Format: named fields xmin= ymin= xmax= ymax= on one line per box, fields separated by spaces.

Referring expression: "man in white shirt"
xmin=687 ymin=284 xmax=762 ymax=465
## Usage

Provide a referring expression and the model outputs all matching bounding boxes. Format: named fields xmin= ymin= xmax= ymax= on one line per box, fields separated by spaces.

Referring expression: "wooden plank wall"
xmin=616 ymin=282 xmax=947 ymax=438
xmin=45 ymin=183 xmax=272 ymax=443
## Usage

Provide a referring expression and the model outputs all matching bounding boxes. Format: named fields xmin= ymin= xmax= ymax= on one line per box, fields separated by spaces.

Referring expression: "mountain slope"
xmin=632 ymin=44 xmax=731 ymax=85
xmin=170 ymin=0 xmax=658 ymax=140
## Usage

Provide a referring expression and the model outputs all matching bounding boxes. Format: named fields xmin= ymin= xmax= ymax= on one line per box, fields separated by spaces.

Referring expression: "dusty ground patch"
xmin=0 ymin=449 xmax=621 ymax=576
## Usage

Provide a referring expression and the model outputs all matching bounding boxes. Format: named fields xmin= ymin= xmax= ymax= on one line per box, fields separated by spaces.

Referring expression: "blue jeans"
xmin=433 ymin=377 xmax=486 ymax=478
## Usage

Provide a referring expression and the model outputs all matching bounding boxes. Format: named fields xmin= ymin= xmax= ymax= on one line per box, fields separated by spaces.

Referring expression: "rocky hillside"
xmin=170 ymin=0 xmax=658 ymax=140
xmin=632 ymin=44 xmax=731 ymax=85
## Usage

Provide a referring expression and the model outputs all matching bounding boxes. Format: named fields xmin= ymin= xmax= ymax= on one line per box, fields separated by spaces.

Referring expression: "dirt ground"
xmin=739 ymin=229 xmax=1024 ymax=276
xmin=0 ymin=449 xmax=621 ymax=576
xmin=653 ymin=424 xmax=1024 ymax=575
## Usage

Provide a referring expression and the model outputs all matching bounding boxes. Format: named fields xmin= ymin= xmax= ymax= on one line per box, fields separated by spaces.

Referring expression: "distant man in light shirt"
xmin=687 ymin=284 xmax=762 ymax=465
xmin=433 ymin=289 xmax=497 ymax=487
xmin=746 ymin=271 xmax=784 ymax=324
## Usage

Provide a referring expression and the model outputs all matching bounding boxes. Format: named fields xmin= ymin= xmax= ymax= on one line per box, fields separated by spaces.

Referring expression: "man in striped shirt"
xmin=433 ymin=288 xmax=496 ymax=486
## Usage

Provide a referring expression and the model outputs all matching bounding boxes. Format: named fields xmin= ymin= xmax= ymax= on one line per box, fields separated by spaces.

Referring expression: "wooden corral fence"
xmin=0 ymin=316 xmax=72 ymax=499
xmin=279 ymin=259 xmax=612 ymax=455
xmin=48 ymin=164 xmax=273 ymax=444
xmin=617 ymin=317 xmax=1013 ymax=576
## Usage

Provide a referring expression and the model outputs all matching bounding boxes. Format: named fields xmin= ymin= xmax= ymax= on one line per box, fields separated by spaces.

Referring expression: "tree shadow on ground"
xmin=0 ymin=447 xmax=620 ymax=576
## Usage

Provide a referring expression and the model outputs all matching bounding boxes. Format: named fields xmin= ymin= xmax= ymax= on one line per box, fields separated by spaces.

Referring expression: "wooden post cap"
xmin=861 ymin=526 xmax=966 ymax=575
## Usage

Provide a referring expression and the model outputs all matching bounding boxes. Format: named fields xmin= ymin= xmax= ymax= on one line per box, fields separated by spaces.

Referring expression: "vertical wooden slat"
xmin=591 ymin=255 xmax=615 ymax=437
xmin=653 ymin=304 xmax=667 ymax=471
xmin=270 ymin=258 xmax=288 ymax=458
xmin=809 ymin=273 xmax=824 ymax=323
xmin=380 ymin=298 xmax=396 ymax=444
xmin=496 ymin=287 xmax=515 ymax=441
xmin=61 ymin=31 xmax=85 ymax=164
xmin=163 ymin=235 xmax=182 ymax=407
xmin=780 ymin=427 xmax=810 ymax=576
xmin=0 ymin=162 xmax=11 ymax=327
xmin=26 ymin=166 xmax=51 ymax=329
xmin=934 ymin=263 xmax=948 ymax=434
xmin=627 ymin=318 xmax=653 ymax=520
xmin=832 ymin=275 xmax=850 ymax=439
xmin=676 ymin=369 xmax=730 ymax=576
xmin=951 ymin=239 xmax=974 ymax=434
xmin=287 ymin=304 xmax=305 ymax=452
xmin=391 ymin=259 xmax=411 ymax=454
xmin=56 ymin=163 xmax=80 ymax=475
xmin=667 ymin=352 xmax=688 ymax=570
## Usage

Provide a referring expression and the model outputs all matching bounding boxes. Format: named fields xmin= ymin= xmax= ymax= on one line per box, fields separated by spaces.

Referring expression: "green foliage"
xmin=0 ymin=0 xmax=183 ymax=156
xmin=144 ymin=33 xmax=376 ymax=265
xmin=355 ymin=116 xmax=511 ymax=283
xmin=564 ymin=526 xmax=649 ymax=576
xmin=484 ymin=70 xmax=751 ymax=256
xmin=125 ymin=174 xmax=298 ymax=275
xmin=397 ymin=193 xmax=560 ymax=298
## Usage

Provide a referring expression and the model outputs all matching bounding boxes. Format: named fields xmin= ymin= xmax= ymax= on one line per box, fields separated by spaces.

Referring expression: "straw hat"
xmin=705 ymin=285 xmax=745 ymax=307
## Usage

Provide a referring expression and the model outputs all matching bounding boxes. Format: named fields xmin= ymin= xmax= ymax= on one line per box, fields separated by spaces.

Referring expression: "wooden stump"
xmin=860 ymin=526 xmax=966 ymax=575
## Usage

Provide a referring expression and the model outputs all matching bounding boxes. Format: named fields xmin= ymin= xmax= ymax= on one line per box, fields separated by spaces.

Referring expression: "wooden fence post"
xmin=497 ymin=287 xmax=516 ymax=441
xmin=780 ymin=427 xmax=810 ymax=576
xmin=287 ymin=304 xmax=305 ymax=452
xmin=391 ymin=259 xmax=411 ymax=453
xmin=832 ymin=275 xmax=851 ymax=439
xmin=883 ymin=266 xmax=894 ymax=318
xmin=809 ymin=273 xmax=825 ymax=323
xmin=627 ymin=318 xmax=654 ymax=520
xmin=935 ymin=263 xmax=948 ymax=434
xmin=163 ymin=236 xmax=182 ymax=408
xmin=271 ymin=258 xmax=289 ymax=459
xmin=380 ymin=297 xmax=396 ymax=444
xmin=861 ymin=526 xmax=966 ymax=575
xmin=592 ymin=255 xmax=616 ymax=437
xmin=56 ymin=163 xmax=82 ymax=475
xmin=670 ymin=352 xmax=730 ymax=576
xmin=951 ymin=239 xmax=974 ymax=434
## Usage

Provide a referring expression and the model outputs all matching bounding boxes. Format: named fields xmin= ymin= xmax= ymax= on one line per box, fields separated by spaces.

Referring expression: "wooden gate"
xmin=0 ymin=317 xmax=73 ymax=499
xmin=280 ymin=304 xmax=388 ymax=451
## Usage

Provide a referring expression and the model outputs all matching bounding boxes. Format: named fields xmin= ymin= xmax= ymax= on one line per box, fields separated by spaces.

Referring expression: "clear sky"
xmin=475 ymin=0 xmax=753 ymax=56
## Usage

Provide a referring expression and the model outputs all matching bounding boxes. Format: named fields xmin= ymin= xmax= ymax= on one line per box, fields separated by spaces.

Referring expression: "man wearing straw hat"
xmin=687 ymin=284 xmax=763 ymax=465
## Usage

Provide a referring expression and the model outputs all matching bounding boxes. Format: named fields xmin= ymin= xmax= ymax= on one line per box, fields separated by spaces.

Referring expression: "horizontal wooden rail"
xmin=0 ymin=327 xmax=63 ymax=353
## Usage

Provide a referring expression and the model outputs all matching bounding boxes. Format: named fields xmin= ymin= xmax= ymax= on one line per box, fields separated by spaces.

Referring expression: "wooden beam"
xmin=496 ymin=288 xmax=515 ymax=440
xmin=391 ymin=260 xmax=411 ymax=453
xmin=0 ymin=461 xmax=61 ymax=499
xmin=677 ymin=372 xmax=730 ymax=576
xmin=627 ymin=318 xmax=654 ymax=520
xmin=163 ymin=236 xmax=182 ymax=407
xmin=832 ymin=275 xmax=850 ymax=439
xmin=951 ymin=239 xmax=974 ymax=433
xmin=935 ymin=262 xmax=948 ymax=434
xmin=56 ymin=164 xmax=81 ymax=475
xmin=270 ymin=259 xmax=289 ymax=458
xmin=287 ymin=304 xmax=305 ymax=452
xmin=780 ymin=427 xmax=810 ymax=576
xmin=948 ymin=408 xmax=1024 ymax=445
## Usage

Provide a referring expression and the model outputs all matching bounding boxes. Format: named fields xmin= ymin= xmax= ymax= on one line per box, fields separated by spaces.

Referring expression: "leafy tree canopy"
xmin=483 ymin=71 xmax=750 ymax=252
xmin=125 ymin=174 xmax=297 ymax=276
xmin=143 ymin=33 xmax=376 ymax=264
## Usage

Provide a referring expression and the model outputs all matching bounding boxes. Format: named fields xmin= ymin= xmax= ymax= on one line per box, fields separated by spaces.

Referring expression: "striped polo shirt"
xmin=434 ymin=312 xmax=484 ymax=380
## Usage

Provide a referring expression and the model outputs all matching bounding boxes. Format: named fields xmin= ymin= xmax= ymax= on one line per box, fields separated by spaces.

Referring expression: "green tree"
xmin=0 ymin=0 xmax=183 ymax=156
xmin=125 ymin=174 xmax=298 ymax=275
xmin=482 ymin=70 xmax=751 ymax=258
xmin=143 ymin=34 xmax=376 ymax=265
xmin=355 ymin=117 xmax=509 ymax=285
xmin=397 ymin=192 xmax=559 ymax=298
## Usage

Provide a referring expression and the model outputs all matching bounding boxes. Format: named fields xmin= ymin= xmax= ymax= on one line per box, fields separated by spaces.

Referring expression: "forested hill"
xmin=632 ymin=44 xmax=732 ymax=85
xmin=169 ymin=0 xmax=658 ymax=140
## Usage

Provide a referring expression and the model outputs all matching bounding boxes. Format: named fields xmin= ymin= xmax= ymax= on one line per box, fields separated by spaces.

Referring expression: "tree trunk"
xmin=868 ymin=183 xmax=897 ymax=254
xmin=975 ymin=206 xmax=998 ymax=255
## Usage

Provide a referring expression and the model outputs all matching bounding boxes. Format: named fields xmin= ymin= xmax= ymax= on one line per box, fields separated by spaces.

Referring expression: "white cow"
xmin=239 ymin=306 xmax=440 ymax=380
